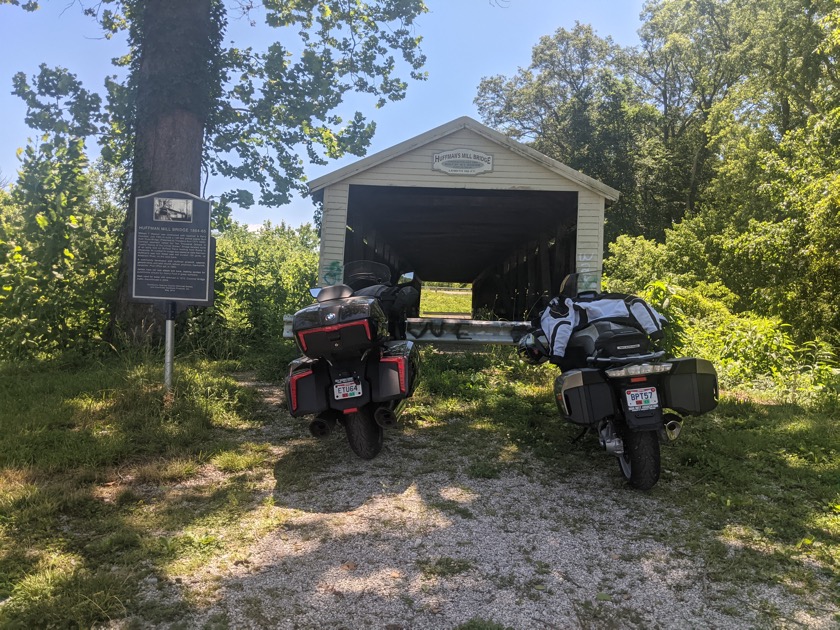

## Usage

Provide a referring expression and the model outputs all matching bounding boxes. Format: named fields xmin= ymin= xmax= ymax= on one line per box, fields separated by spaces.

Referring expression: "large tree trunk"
xmin=110 ymin=0 xmax=216 ymax=343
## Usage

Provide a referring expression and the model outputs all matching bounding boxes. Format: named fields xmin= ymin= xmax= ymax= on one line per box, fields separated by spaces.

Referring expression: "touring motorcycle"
xmin=285 ymin=261 xmax=420 ymax=459
xmin=518 ymin=275 xmax=718 ymax=489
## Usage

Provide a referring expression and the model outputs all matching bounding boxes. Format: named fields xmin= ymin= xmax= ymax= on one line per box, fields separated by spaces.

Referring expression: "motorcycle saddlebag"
xmin=661 ymin=357 xmax=719 ymax=415
xmin=554 ymin=368 xmax=616 ymax=426
xmin=292 ymin=296 xmax=388 ymax=360
xmin=285 ymin=358 xmax=330 ymax=417
xmin=368 ymin=340 xmax=420 ymax=402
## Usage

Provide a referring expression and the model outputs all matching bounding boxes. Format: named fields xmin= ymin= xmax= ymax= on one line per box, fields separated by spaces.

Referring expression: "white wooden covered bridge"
xmin=309 ymin=116 xmax=619 ymax=320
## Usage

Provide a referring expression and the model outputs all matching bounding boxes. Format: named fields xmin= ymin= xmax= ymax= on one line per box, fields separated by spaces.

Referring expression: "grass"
xmin=1 ymin=342 xmax=838 ymax=625
xmin=658 ymin=394 xmax=840 ymax=589
xmin=420 ymin=285 xmax=472 ymax=316
xmin=416 ymin=556 xmax=474 ymax=578
xmin=0 ymin=352 xmax=272 ymax=627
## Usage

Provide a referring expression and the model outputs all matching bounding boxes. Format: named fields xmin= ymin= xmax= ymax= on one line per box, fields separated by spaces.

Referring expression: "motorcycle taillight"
xmin=380 ymin=356 xmax=407 ymax=393
xmin=288 ymin=368 xmax=313 ymax=413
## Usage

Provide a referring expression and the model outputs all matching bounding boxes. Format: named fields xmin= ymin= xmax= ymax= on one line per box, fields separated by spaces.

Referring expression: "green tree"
xmin=475 ymin=22 xmax=661 ymax=241
xmin=9 ymin=0 xmax=428 ymax=338
xmin=0 ymin=138 xmax=121 ymax=358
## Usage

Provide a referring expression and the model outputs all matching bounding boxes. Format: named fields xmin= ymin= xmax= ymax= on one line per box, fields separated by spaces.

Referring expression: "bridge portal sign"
xmin=131 ymin=190 xmax=214 ymax=306
xmin=432 ymin=149 xmax=493 ymax=175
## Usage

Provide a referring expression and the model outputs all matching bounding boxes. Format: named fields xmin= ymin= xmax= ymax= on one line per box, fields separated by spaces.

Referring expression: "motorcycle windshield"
xmin=343 ymin=260 xmax=392 ymax=288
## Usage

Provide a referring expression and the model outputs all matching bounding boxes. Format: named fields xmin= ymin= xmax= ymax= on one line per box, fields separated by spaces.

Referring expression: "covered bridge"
xmin=309 ymin=116 xmax=619 ymax=320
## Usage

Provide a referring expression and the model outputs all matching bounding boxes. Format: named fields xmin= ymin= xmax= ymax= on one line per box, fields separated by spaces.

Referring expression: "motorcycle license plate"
xmin=625 ymin=387 xmax=659 ymax=411
xmin=334 ymin=377 xmax=362 ymax=400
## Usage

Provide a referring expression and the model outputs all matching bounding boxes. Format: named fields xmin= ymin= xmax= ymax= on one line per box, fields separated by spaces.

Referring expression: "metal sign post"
xmin=130 ymin=191 xmax=215 ymax=391
xmin=163 ymin=302 xmax=177 ymax=390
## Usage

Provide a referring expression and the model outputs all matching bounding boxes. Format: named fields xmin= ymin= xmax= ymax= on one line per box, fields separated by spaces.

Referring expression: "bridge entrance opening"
xmin=343 ymin=185 xmax=578 ymax=320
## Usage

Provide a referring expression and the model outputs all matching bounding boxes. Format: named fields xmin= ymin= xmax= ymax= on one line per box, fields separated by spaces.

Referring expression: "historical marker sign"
xmin=132 ymin=190 xmax=214 ymax=306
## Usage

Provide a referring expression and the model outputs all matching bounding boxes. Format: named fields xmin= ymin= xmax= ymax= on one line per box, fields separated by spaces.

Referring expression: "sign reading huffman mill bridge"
xmin=432 ymin=148 xmax=494 ymax=175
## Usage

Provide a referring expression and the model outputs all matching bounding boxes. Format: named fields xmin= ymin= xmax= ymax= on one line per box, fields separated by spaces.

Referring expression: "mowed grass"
xmin=0 ymin=346 xmax=838 ymax=626
xmin=420 ymin=286 xmax=472 ymax=316
xmin=0 ymin=354 xmax=273 ymax=627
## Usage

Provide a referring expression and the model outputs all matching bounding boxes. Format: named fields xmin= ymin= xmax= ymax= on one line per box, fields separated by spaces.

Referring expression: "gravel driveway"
xmin=137 ymin=376 xmax=837 ymax=629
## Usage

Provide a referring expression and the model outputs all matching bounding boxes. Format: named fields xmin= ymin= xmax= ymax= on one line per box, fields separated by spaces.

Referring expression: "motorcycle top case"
xmin=661 ymin=357 xmax=719 ymax=415
xmin=554 ymin=368 xmax=616 ymax=426
xmin=285 ymin=357 xmax=330 ymax=417
xmin=292 ymin=296 xmax=389 ymax=360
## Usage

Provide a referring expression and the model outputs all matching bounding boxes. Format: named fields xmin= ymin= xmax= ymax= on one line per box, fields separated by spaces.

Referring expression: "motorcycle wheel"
xmin=618 ymin=430 xmax=660 ymax=490
xmin=344 ymin=406 xmax=383 ymax=460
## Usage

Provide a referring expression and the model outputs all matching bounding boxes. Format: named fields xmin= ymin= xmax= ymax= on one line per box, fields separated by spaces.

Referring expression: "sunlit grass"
xmin=0 ymin=355 xmax=273 ymax=627
xmin=420 ymin=286 xmax=472 ymax=315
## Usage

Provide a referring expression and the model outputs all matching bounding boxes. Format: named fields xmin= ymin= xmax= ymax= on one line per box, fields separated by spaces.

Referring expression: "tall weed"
xmin=632 ymin=279 xmax=839 ymax=405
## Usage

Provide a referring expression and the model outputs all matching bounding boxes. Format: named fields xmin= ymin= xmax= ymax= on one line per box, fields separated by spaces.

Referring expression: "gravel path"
xmin=140 ymin=375 xmax=838 ymax=629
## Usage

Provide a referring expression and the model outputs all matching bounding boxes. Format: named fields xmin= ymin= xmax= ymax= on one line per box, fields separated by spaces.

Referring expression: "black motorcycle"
xmin=519 ymin=275 xmax=718 ymax=489
xmin=285 ymin=261 xmax=420 ymax=459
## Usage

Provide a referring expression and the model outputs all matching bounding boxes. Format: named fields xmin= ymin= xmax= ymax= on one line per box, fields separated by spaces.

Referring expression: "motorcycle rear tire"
xmin=344 ymin=406 xmax=383 ymax=460
xmin=618 ymin=430 xmax=660 ymax=490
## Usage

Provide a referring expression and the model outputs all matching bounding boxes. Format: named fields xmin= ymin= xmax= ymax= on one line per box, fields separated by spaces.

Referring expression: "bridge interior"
xmin=343 ymin=184 xmax=579 ymax=320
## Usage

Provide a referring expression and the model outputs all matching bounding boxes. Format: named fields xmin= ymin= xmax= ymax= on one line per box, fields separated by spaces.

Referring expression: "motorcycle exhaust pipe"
xmin=309 ymin=415 xmax=336 ymax=438
xmin=373 ymin=405 xmax=399 ymax=429
xmin=660 ymin=414 xmax=683 ymax=443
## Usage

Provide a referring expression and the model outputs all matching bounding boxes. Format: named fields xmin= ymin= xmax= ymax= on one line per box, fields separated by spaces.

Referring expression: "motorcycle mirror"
xmin=399 ymin=272 xmax=415 ymax=283
xmin=309 ymin=288 xmax=321 ymax=299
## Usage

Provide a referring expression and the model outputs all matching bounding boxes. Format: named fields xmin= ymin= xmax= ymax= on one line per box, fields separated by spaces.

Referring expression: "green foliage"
xmin=0 ymin=138 xmax=121 ymax=359
xmin=475 ymin=23 xmax=666 ymax=241
xmin=0 ymin=356 xmax=264 ymax=626
xmin=0 ymin=0 xmax=39 ymax=9
xmin=180 ymin=221 xmax=318 ymax=358
xmin=602 ymin=235 xmax=668 ymax=292
xmin=12 ymin=0 xmax=428 ymax=211
xmin=476 ymin=0 xmax=840 ymax=349
xmin=603 ymin=271 xmax=838 ymax=401
xmin=0 ymin=134 xmax=320 ymax=362
xmin=12 ymin=65 xmax=105 ymax=138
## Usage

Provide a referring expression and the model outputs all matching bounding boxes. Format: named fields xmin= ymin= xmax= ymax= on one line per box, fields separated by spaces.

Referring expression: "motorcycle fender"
xmin=622 ymin=407 xmax=664 ymax=431
xmin=326 ymin=364 xmax=371 ymax=412
xmin=619 ymin=383 xmax=663 ymax=430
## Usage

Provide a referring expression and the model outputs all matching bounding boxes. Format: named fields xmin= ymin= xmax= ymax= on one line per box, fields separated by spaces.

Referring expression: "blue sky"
xmin=0 ymin=0 xmax=645 ymax=227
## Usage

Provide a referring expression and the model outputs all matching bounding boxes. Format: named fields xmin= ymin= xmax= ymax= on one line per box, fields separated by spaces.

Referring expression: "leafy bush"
xmin=0 ymin=136 xmax=320 ymax=363
xmin=179 ymin=221 xmax=319 ymax=358
xmin=608 ymin=277 xmax=839 ymax=404
xmin=0 ymin=139 xmax=121 ymax=359
xmin=605 ymin=233 xmax=838 ymax=404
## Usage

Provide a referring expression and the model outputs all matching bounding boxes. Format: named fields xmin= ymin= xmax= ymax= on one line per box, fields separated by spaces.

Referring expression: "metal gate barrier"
xmin=283 ymin=316 xmax=532 ymax=345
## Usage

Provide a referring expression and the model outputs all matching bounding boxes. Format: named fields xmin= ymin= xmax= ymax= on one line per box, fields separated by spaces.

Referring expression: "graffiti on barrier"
xmin=406 ymin=320 xmax=534 ymax=345
xmin=407 ymin=321 xmax=472 ymax=341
